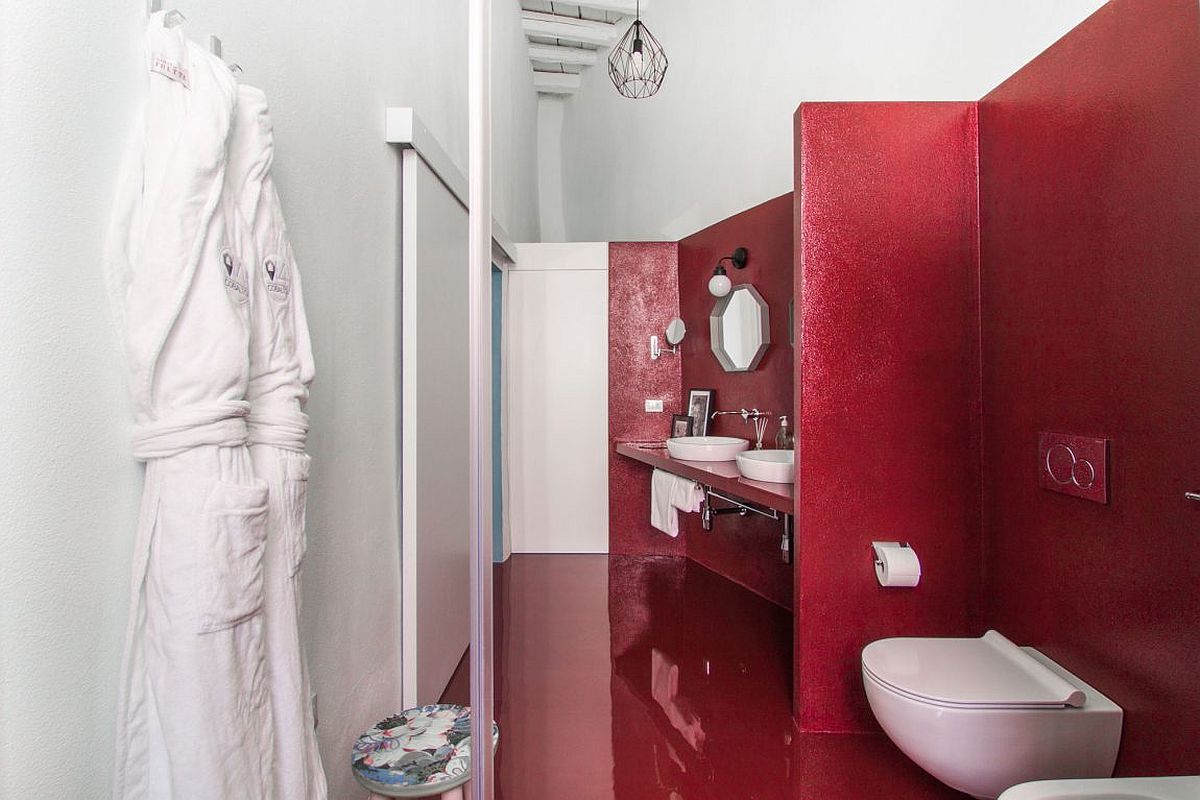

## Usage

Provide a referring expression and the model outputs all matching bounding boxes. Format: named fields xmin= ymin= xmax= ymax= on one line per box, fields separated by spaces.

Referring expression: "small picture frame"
xmin=670 ymin=414 xmax=695 ymax=439
xmin=686 ymin=389 xmax=715 ymax=437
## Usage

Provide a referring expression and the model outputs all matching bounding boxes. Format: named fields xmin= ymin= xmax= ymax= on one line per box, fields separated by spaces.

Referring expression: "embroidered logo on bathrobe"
xmin=221 ymin=248 xmax=249 ymax=304
xmin=263 ymin=255 xmax=291 ymax=302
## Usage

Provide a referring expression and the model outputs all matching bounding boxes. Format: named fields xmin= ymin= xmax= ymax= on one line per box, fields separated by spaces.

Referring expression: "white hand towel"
xmin=670 ymin=477 xmax=705 ymax=514
xmin=651 ymin=469 xmax=680 ymax=535
xmin=651 ymin=469 xmax=703 ymax=536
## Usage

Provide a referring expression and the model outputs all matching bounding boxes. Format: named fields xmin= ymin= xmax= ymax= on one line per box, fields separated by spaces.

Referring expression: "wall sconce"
xmin=709 ymin=247 xmax=748 ymax=297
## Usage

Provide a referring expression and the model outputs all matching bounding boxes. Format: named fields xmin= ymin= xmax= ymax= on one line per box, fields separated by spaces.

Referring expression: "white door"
xmin=508 ymin=243 xmax=609 ymax=553
xmin=400 ymin=152 xmax=471 ymax=706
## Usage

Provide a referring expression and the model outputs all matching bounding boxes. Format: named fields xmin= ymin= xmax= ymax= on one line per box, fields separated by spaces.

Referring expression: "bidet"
xmin=999 ymin=775 xmax=1200 ymax=800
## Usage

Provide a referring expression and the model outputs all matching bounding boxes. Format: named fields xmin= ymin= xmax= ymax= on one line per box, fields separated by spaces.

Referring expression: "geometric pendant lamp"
xmin=608 ymin=0 xmax=668 ymax=99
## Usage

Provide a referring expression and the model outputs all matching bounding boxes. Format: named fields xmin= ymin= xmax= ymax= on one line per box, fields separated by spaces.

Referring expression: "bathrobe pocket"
xmin=283 ymin=453 xmax=311 ymax=578
xmin=198 ymin=479 xmax=270 ymax=633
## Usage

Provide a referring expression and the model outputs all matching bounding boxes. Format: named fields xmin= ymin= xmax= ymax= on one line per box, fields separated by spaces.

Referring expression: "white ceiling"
xmin=519 ymin=1 xmax=645 ymax=95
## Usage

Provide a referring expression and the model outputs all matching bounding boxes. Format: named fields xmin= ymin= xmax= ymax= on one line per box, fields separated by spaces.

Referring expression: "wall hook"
xmin=147 ymin=0 xmax=185 ymax=28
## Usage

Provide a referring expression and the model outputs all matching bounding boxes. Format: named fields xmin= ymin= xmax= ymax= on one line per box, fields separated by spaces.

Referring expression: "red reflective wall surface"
xmin=979 ymin=0 xmax=1200 ymax=774
xmin=601 ymin=0 xmax=1200 ymax=774
xmin=678 ymin=194 xmax=796 ymax=610
xmin=608 ymin=242 xmax=685 ymax=557
xmin=794 ymin=102 xmax=983 ymax=731
xmin=607 ymin=196 xmax=795 ymax=607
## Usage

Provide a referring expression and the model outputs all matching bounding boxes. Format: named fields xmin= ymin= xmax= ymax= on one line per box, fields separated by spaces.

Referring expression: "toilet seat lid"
xmin=862 ymin=630 xmax=1086 ymax=708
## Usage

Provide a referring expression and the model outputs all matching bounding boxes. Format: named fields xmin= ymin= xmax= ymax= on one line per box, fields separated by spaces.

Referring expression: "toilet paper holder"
xmin=871 ymin=541 xmax=922 ymax=587
xmin=872 ymin=541 xmax=912 ymax=569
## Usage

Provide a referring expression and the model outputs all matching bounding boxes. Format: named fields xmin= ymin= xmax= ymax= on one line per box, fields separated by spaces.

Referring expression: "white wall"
xmin=554 ymin=0 xmax=1108 ymax=241
xmin=494 ymin=0 xmax=542 ymax=243
xmin=537 ymin=96 xmax=568 ymax=242
xmin=508 ymin=243 xmax=610 ymax=553
xmin=0 ymin=2 xmax=537 ymax=798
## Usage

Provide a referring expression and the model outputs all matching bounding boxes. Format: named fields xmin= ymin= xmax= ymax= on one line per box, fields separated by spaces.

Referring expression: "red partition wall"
xmin=608 ymin=242 xmax=686 ymax=556
xmin=678 ymin=194 xmax=796 ymax=609
xmin=978 ymin=0 xmax=1200 ymax=774
xmin=794 ymin=102 xmax=982 ymax=730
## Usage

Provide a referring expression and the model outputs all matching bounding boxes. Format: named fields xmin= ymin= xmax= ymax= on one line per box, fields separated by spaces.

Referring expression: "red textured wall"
xmin=678 ymin=194 xmax=796 ymax=609
xmin=978 ymin=0 xmax=1200 ymax=774
xmin=608 ymin=242 xmax=686 ymax=556
xmin=795 ymin=102 xmax=982 ymax=731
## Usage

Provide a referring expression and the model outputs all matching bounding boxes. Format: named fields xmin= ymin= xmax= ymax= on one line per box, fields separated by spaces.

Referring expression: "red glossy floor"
xmin=446 ymin=554 xmax=964 ymax=799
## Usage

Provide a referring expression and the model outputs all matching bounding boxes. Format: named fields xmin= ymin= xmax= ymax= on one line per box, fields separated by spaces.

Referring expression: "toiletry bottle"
xmin=775 ymin=415 xmax=795 ymax=450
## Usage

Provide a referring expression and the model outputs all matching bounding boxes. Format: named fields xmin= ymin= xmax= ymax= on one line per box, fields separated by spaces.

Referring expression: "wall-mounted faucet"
xmin=711 ymin=408 xmax=771 ymax=448
xmin=711 ymin=407 xmax=769 ymax=422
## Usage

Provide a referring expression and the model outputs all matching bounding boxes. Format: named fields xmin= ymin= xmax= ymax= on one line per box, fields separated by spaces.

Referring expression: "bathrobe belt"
xmin=131 ymin=401 xmax=311 ymax=459
xmin=131 ymin=402 xmax=309 ymax=460
xmin=131 ymin=400 xmax=251 ymax=460
xmin=247 ymin=404 xmax=310 ymax=452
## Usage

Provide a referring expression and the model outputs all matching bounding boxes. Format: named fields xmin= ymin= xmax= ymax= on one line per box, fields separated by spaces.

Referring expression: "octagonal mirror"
xmin=710 ymin=284 xmax=770 ymax=372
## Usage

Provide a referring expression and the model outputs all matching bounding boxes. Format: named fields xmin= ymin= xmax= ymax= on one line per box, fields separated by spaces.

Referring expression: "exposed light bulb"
xmin=709 ymin=269 xmax=731 ymax=297
xmin=608 ymin=8 xmax=667 ymax=99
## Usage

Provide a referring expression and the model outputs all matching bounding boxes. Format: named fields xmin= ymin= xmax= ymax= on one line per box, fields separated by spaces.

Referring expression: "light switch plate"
xmin=645 ymin=399 xmax=664 ymax=413
xmin=1038 ymin=432 xmax=1109 ymax=504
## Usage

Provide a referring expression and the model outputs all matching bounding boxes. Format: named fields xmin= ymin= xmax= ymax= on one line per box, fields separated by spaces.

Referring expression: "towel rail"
xmin=701 ymin=486 xmax=793 ymax=564
xmin=703 ymin=487 xmax=779 ymax=521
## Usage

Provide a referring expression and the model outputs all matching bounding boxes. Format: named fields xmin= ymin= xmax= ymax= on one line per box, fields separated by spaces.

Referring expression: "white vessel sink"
xmin=666 ymin=436 xmax=749 ymax=462
xmin=736 ymin=449 xmax=794 ymax=483
xmin=999 ymin=776 xmax=1200 ymax=800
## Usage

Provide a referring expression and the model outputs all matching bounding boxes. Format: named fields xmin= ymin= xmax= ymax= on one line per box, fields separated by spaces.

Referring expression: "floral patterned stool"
xmin=351 ymin=704 xmax=500 ymax=799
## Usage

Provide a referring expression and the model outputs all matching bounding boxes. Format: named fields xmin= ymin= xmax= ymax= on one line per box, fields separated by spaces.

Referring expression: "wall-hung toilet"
xmin=861 ymin=630 xmax=1122 ymax=800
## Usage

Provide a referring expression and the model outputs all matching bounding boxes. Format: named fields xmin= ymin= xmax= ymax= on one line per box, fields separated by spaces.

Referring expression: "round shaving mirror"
xmin=665 ymin=317 xmax=686 ymax=346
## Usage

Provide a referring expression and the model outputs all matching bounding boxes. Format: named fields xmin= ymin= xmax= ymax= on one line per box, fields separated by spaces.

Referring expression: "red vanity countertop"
xmin=615 ymin=441 xmax=794 ymax=515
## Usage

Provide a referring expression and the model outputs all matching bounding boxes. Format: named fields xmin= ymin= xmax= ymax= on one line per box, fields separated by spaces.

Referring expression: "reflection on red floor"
xmin=447 ymin=554 xmax=963 ymax=799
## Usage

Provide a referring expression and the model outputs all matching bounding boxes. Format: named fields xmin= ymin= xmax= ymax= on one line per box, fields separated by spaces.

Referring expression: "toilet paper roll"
xmin=873 ymin=541 xmax=921 ymax=587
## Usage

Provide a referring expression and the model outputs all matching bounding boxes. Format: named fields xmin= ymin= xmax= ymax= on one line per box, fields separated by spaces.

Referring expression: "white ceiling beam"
xmin=521 ymin=11 xmax=622 ymax=47
xmin=528 ymin=43 xmax=599 ymax=67
xmin=533 ymin=71 xmax=583 ymax=95
xmin=572 ymin=0 xmax=647 ymax=14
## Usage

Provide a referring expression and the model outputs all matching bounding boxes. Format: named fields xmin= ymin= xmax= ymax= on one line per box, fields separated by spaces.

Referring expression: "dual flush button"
xmin=1038 ymin=432 xmax=1109 ymax=504
xmin=1039 ymin=431 xmax=1200 ymax=507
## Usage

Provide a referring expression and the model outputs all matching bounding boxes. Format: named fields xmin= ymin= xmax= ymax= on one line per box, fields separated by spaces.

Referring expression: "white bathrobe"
xmin=226 ymin=85 xmax=328 ymax=799
xmin=106 ymin=14 xmax=272 ymax=799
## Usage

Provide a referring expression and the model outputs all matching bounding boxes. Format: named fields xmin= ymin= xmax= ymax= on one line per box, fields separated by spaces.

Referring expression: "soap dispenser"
xmin=775 ymin=415 xmax=795 ymax=450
